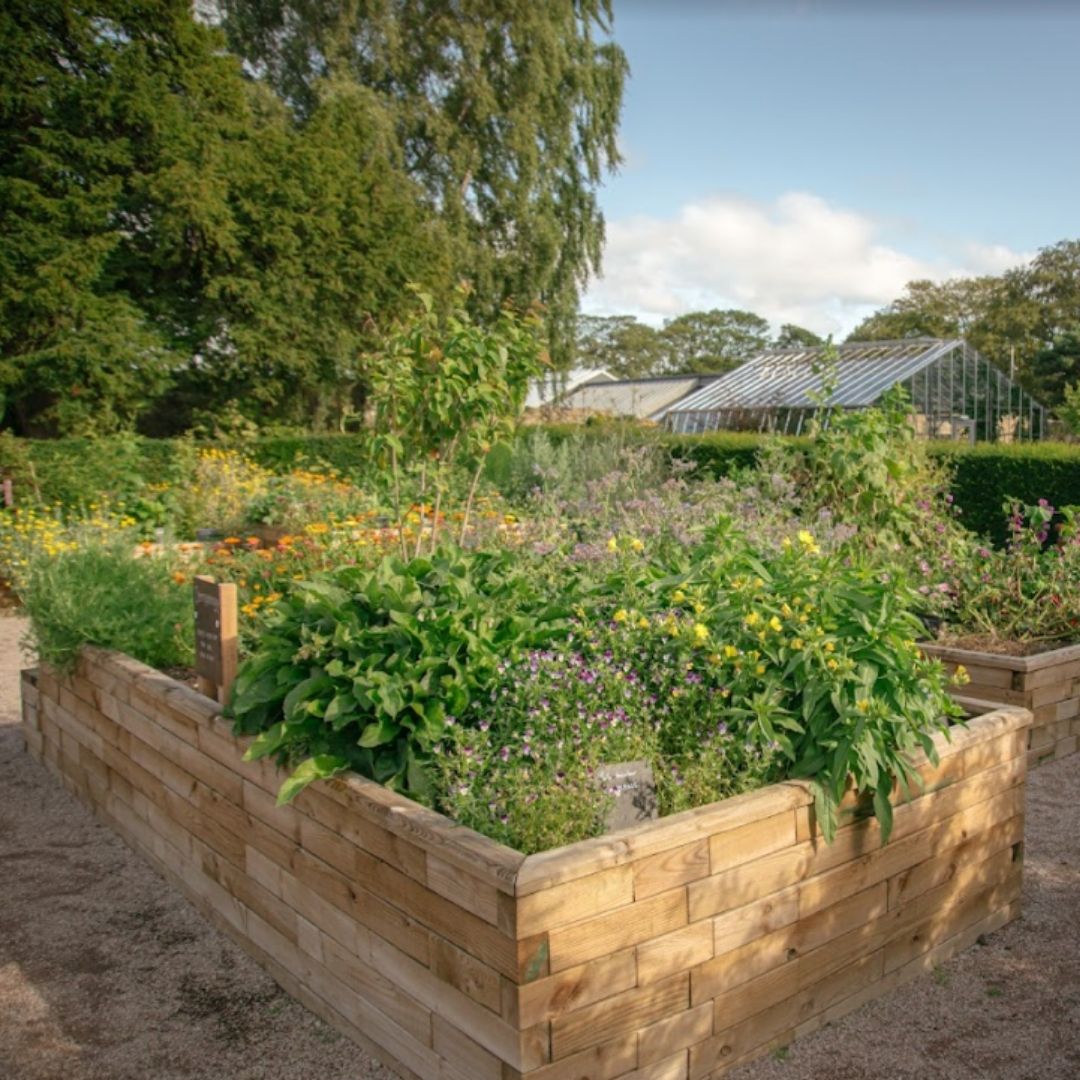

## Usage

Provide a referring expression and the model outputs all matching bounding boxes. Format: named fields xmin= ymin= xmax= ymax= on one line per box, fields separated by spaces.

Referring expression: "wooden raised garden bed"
xmin=21 ymin=647 xmax=1031 ymax=1080
xmin=922 ymin=640 xmax=1080 ymax=770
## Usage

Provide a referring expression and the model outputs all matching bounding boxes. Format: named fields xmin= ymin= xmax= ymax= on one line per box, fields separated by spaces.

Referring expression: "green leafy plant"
xmin=229 ymin=548 xmax=573 ymax=804
xmin=672 ymin=517 xmax=962 ymax=842
xmin=369 ymin=287 xmax=547 ymax=557
xmin=19 ymin=541 xmax=194 ymax=672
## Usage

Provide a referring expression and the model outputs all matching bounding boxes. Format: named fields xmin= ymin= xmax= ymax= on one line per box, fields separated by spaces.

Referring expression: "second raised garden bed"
xmin=923 ymin=640 xmax=1080 ymax=769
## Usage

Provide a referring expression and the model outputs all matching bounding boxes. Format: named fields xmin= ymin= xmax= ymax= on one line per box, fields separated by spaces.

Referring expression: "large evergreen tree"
xmin=0 ymin=1 xmax=453 ymax=434
xmin=221 ymin=0 xmax=628 ymax=364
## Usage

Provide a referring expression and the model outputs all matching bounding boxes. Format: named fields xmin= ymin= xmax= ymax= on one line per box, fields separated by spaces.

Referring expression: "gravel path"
xmin=1 ymin=614 xmax=1077 ymax=1079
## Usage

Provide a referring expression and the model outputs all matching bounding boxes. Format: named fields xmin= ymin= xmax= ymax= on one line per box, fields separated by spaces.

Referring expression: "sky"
xmin=583 ymin=0 xmax=1080 ymax=337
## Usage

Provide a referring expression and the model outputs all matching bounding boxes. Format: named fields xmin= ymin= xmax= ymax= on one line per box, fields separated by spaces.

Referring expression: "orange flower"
xmin=171 ymin=571 xmax=187 ymax=585
xmin=224 ymin=536 xmax=241 ymax=545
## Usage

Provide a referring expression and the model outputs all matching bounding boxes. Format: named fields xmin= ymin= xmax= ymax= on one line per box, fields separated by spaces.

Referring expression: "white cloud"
xmin=584 ymin=191 xmax=1030 ymax=336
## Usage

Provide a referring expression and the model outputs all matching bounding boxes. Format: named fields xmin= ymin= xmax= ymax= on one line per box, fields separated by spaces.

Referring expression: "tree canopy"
xmin=221 ymin=0 xmax=628 ymax=366
xmin=1 ymin=0 xmax=626 ymax=435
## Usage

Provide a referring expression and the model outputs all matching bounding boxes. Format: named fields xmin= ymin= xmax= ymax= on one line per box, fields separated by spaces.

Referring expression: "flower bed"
xmin=22 ymin=647 xmax=1031 ymax=1079
xmin=922 ymin=641 xmax=1080 ymax=769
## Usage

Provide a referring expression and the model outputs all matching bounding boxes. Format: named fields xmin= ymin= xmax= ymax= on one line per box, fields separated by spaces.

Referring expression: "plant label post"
xmin=194 ymin=576 xmax=238 ymax=705
xmin=2 ymin=478 xmax=11 ymax=508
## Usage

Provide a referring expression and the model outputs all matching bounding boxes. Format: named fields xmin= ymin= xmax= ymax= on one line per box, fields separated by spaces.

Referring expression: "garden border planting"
xmin=21 ymin=648 xmax=1031 ymax=1080
xmin=924 ymin=641 xmax=1080 ymax=770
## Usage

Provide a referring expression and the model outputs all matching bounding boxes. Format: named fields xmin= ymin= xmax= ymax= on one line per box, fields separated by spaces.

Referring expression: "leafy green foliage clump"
xmin=20 ymin=542 xmax=193 ymax=672
xmin=229 ymin=550 xmax=572 ymax=804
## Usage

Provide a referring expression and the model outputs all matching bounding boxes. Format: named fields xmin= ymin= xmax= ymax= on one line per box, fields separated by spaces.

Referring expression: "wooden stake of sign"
xmin=194 ymin=576 xmax=238 ymax=705
xmin=2 ymin=478 xmax=12 ymax=508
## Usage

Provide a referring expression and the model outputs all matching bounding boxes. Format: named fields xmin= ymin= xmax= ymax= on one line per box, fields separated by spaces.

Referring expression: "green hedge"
xmin=664 ymin=432 xmax=1080 ymax=544
xmin=932 ymin=441 xmax=1080 ymax=543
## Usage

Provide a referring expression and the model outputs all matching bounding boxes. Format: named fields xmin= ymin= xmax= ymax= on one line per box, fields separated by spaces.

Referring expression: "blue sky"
xmin=584 ymin=1 xmax=1080 ymax=336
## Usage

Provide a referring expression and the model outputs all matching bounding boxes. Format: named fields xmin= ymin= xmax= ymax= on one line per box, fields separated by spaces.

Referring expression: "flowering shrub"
xmin=939 ymin=499 xmax=1080 ymax=646
xmin=435 ymin=616 xmax=779 ymax=853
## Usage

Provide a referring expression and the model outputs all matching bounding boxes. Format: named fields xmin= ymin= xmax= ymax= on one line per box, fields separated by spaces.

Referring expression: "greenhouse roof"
xmin=560 ymin=375 xmax=710 ymax=420
xmin=668 ymin=338 xmax=965 ymax=412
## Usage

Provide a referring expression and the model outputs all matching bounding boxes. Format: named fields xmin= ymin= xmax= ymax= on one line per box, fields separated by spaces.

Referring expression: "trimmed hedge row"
xmin=665 ymin=433 xmax=1080 ymax=544
xmin=4 ymin=427 xmax=1080 ymax=544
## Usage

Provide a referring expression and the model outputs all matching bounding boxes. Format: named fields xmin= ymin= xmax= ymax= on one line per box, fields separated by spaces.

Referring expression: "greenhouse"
xmin=664 ymin=338 xmax=1048 ymax=442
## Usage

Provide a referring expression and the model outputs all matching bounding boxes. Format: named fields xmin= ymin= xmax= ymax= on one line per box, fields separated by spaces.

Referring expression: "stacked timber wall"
xmin=924 ymin=641 xmax=1080 ymax=769
xmin=21 ymin=647 xmax=1031 ymax=1080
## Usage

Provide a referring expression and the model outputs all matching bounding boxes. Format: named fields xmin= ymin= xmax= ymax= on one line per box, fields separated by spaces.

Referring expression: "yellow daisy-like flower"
xmin=797 ymin=530 xmax=820 ymax=554
xmin=673 ymin=589 xmax=686 ymax=604
xmin=744 ymin=612 xmax=760 ymax=628
xmin=637 ymin=617 xmax=650 ymax=630
xmin=781 ymin=602 xmax=793 ymax=618
xmin=723 ymin=645 xmax=739 ymax=659
xmin=629 ymin=538 xmax=645 ymax=553
xmin=953 ymin=664 xmax=971 ymax=686
xmin=856 ymin=699 xmax=872 ymax=713
xmin=613 ymin=609 xmax=629 ymax=623
xmin=607 ymin=536 xmax=619 ymax=552
xmin=755 ymin=663 xmax=766 ymax=676
xmin=826 ymin=658 xmax=839 ymax=671
xmin=693 ymin=623 xmax=709 ymax=643
xmin=768 ymin=615 xmax=783 ymax=633
xmin=790 ymin=637 xmax=804 ymax=650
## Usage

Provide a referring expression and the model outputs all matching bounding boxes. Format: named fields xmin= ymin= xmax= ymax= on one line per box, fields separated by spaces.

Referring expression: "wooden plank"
xmin=622 ymin=1052 xmax=689 ymax=1080
xmin=637 ymin=1002 xmax=712 ymax=1068
xmin=708 ymin=811 xmax=798 ymax=875
xmin=321 ymin=934 xmax=434 ymax=1045
xmin=522 ymin=1033 xmax=638 ymax=1080
xmin=295 ymin=785 xmax=427 ymax=884
xmin=889 ymin=816 xmax=1022 ymax=910
xmin=711 ymin=884 xmax=800 ymax=957
xmin=433 ymin=1014 xmax=503 ymax=1080
xmin=430 ymin=935 xmax=503 ymax=1014
xmin=700 ymin=950 xmax=884 ymax=1078
xmin=321 ymin=774 xmax=523 ymax=896
xmin=365 ymin=933 xmax=545 ymax=1071
xmin=548 ymin=887 xmax=688 ymax=973
xmin=427 ymin=854 xmax=503 ymax=927
xmin=517 ymin=864 xmax=635 ymax=936
xmin=637 ymin=922 xmax=714 ymax=986
xmin=516 ymin=950 xmax=637 ymax=1028
xmin=633 ymin=840 xmax=710 ymax=902
xmin=516 ymin=785 xmax=810 ymax=896
xmin=550 ymin=974 xmax=689 ymax=1060
xmin=692 ymin=883 xmax=887 ymax=1006
xmin=1030 ymin=680 xmax=1076 ymax=709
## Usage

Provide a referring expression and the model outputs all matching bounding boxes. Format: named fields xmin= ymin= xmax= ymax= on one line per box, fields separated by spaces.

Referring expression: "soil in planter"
xmin=930 ymin=631 xmax=1079 ymax=657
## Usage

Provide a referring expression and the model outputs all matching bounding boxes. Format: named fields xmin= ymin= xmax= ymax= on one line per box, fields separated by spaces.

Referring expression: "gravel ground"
xmin=1 ymin=612 xmax=1077 ymax=1080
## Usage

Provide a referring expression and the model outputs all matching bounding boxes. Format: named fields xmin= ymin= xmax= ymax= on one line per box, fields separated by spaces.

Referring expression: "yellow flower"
xmin=607 ymin=536 xmax=619 ymax=552
xmin=768 ymin=615 xmax=783 ymax=633
xmin=693 ymin=623 xmax=709 ymax=643
xmin=629 ymin=538 xmax=644 ymax=553
xmin=744 ymin=612 xmax=760 ymax=628
xmin=791 ymin=637 xmax=804 ymax=650
xmin=856 ymin=699 xmax=871 ymax=713
xmin=826 ymin=658 xmax=838 ymax=671
xmin=637 ymin=617 xmax=650 ymax=630
xmin=755 ymin=663 xmax=766 ymax=676
xmin=723 ymin=645 xmax=739 ymax=659
xmin=780 ymin=603 xmax=793 ymax=618
xmin=781 ymin=536 xmax=793 ymax=550
xmin=693 ymin=601 xmax=705 ymax=614
xmin=797 ymin=530 xmax=820 ymax=554
xmin=673 ymin=589 xmax=686 ymax=604
xmin=613 ymin=609 xmax=628 ymax=623
xmin=824 ymin=641 xmax=835 ymax=653
xmin=953 ymin=664 xmax=971 ymax=686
